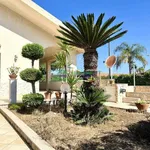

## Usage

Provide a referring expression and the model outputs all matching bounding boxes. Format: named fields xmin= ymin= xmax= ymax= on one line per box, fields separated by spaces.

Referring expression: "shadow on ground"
xmin=79 ymin=129 xmax=150 ymax=150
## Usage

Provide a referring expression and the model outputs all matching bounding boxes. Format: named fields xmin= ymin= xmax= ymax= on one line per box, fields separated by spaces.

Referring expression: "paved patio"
xmin=0 ymin=113 xmax=30 ymax=150
xmin=0 ymin=100 xmax=9 ymax=107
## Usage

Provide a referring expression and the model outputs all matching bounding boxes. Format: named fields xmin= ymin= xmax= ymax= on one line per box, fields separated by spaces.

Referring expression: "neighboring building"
xmin=0 ymin=0 xmax=82 ymax=100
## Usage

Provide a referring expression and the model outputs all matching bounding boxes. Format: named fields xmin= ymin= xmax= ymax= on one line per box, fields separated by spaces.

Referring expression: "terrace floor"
xmin=0 ymin=113 xmax=30 ymax=150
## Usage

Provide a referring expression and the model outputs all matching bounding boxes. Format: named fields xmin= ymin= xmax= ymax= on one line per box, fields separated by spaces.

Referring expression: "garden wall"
xmin=126 ymin=92 xmax=150 ymax=100
xmin=135 ymin=86 xmax=150 ymax=93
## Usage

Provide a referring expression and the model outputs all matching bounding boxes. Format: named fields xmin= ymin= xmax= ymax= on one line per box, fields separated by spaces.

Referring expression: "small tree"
xmin=22 ymin=43 xmax=44 ymax=68
xmin=20 ymin=43 xmax=44 ymax=93
xmin=20 ymin=68 xmax=42 ymax=93
xmin=53 ymin=41 xmax=72 ymax=81
xmin=67 ymin=72 xmax=80 ymax=100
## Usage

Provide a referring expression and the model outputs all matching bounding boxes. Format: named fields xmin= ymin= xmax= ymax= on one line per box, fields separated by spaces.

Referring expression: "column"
xmin=46 ymin=61 xmax=51 ymax=91
xmin=9 ymin=79 xmax=17 ymax=103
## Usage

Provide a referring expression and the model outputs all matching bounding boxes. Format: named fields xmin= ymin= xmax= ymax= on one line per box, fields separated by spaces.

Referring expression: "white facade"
xmin=0 ymin=2 xmax=79 ymax=100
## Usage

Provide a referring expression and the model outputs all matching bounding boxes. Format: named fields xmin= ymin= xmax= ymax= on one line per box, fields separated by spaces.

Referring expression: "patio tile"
xmin=11 ymin=138 xmax=26 ymax=145
xmin=0 ymin=144 xmax=7 ymax=150
xmin=2 ymin=144 xmax=30 ymax=150
xmin=0 ymin=114 xmax=30 ymax=149
xmin=0 ymin=128 xmax=9 ymax=135
xmin=0 ymin=135 xmax=18 ymax=144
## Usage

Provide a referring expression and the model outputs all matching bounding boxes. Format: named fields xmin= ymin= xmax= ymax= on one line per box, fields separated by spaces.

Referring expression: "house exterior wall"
xmin=68 ymin=50 xmax=77 ymax=65
xmin=0 ymin=4 xmax=69 ymax=100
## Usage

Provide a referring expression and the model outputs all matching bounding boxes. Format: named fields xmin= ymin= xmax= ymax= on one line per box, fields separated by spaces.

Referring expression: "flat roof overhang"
xmin=0 ymin=0 xmax=84 ymax=62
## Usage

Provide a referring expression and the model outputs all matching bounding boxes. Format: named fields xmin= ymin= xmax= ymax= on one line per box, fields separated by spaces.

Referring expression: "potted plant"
xmin=87 ymin=76 xmax=95 ymax=83
xmin=7 ymin=55 xmax=20 ymax=79
xmin=135 ymin=100 xmax=149 ymax=111
xmin=7 ymin=65 xmax=20 ymax=79
xmin=44 ymin=89 xmax=53 ymax=100
xmin=55 ymin=91 xmax=62 ymax=100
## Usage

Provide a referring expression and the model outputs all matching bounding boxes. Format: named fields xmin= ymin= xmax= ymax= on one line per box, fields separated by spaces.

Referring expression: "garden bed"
xmin=13 ymin=107 xmax=150 ymax=150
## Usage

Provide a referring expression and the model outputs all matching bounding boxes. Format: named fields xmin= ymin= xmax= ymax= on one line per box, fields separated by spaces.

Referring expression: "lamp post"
xmin=133 ymin=63 xmax=136 ymax=91
xmin=108 ymin=42 xmax=111 ymax=79
xmin=60 ymin=82 xmax=70 ymax=114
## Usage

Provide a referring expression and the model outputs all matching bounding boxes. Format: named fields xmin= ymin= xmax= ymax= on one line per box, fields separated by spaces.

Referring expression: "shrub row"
xmin=108 ymin=72 xmax=150 ymax=85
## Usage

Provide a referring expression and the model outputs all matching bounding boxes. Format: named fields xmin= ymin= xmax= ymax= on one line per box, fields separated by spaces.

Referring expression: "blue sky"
xmin=34 ymin=0 xmax=150 ymax=73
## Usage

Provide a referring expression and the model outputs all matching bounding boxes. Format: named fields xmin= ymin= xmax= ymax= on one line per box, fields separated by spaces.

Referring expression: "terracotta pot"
xmin=55 ymin=92 xmax=62 ymax=100
xmin=109 ymin=79 xmax=115 ymax=85
xmin=135 ymin=103 xmax=149 ymax=111
xmin=9 ymin=74 xmax=17 ymax=79
xmin=44 ymin=92 xmax=51 ymax=100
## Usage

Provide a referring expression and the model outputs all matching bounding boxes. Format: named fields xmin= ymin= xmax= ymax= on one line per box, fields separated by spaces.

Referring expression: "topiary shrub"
xmin=20 ymin=43 xmax=44 ymax=93
xmin=20 ymin=68 xmax=42 ymax=82
xmin=22 ymin=43 xmax=44 ymax=67
xmin=71 ymin=85 xmax=113 ymax=125
xmin=20 ymin=68 xmax=42 ymax=93
xmin=22 ymin=93 xmax=44 ymax=108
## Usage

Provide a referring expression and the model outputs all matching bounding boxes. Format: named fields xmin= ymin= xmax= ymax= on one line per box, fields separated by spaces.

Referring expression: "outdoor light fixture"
xmin=68 ymin=64 xmax=77 ymax=73
xmin=60 ymin=82 xmax=70 ymax=114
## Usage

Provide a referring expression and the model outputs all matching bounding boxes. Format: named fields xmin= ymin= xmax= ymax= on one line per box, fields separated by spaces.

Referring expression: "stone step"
xmin=123 ymin=97 xmax=140 ymax=103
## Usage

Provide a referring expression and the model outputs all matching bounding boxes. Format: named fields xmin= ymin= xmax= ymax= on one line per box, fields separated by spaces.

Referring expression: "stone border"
xmin=0 ymin=107 xmax=55 ymax=150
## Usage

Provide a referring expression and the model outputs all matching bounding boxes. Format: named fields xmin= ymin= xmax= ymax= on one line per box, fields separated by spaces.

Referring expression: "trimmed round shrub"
xmin=22 ymin=43 xmax=44 ymax=60
xmin=22 ymin=93 xmax=44 ymax=108
xmin=20 ymin=68 xmax=42 ymax=82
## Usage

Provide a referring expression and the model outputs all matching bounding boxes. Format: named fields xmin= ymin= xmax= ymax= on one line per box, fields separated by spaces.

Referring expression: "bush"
xmin=8 ymin=103 xmax=25 ymax=111
xmin=114 ymin=72 xmax=150 ymax=85
xmin=71 ymin=85 xmax=113 ymax=125
xmin=21 ymin=43 xmax=44 ymax=93
xmin=22 ymin=93 xmax=44 ymax=108
xmin=20 ymin=68 xmax=42 ymax=82
xmin=22 ymin=43 xmax=44 ymax=61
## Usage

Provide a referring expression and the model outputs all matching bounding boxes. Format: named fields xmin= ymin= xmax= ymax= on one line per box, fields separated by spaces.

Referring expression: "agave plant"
xmin=56 ymin=13 xmax=127 ymax=76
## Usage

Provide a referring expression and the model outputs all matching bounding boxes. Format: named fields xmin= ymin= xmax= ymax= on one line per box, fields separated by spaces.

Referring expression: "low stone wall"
xmin=135 ymin=86 xmax=150 ymax=93
xmin=126 ymin=92 xmax=150 ymax=100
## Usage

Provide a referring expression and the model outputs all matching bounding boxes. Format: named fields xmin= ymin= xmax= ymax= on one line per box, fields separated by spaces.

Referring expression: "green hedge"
xmin=22 ymin=93 xmax=44 ymax=108
xmin=114 ymin=72 xmax=150 ymax=85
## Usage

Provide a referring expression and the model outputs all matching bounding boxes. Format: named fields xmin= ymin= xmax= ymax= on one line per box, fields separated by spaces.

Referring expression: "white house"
xmin=0 ymin=0 xmax=82 ymax=101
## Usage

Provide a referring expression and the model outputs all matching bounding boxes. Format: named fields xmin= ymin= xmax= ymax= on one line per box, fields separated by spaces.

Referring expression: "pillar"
xmin=46 ymin=61 xmax=51 ymax=91
xmin=9 ymin=79 xmax=17 ymax=103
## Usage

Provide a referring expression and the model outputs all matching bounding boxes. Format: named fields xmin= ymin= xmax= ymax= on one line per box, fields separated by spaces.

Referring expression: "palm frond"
xmin=114 ymin=43 xmax=147 ymax=73
xmin=135 ymin=55 xmax=148 ymax=66
xmin=115 ymin=55 xmax=127 ymax=69
xmin=114 ymin=42 xmax=130 ymax=53
xmin=56 ymin=13 xmax=127 ymax=49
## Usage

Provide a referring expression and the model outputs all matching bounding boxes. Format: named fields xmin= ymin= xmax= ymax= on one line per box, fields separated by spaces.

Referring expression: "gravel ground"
xmin=14 ymin=107 xmax=150 ymax=150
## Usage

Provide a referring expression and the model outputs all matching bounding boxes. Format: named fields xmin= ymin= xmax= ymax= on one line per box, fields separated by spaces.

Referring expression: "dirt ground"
xmin=14 ymin=107 xmax=150 ymax=150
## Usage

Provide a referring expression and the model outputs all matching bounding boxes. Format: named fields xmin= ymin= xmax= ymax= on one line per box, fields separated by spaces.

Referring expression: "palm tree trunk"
xmin=83 ymin=49 xmax=98 ymax=77
xmin=129 ymin=63 xmax=132 ymax=74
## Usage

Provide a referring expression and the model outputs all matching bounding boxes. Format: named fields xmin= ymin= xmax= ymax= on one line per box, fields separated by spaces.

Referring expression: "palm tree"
xmin=136 ymin=66 xmax=145 ymax=74
xmin=114 ymin=42 xmax=147 ymax=74
xmin=53 ymin=41 xmax=72 ymax=80
xmin=67 ymin=72 xmax=80 ymax=100
xmin=56 ymin=13 xmax=127 ymax=76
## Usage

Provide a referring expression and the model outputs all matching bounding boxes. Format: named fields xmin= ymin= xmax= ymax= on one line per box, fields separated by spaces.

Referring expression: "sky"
xmin=34 ymin=0 xmax=150 ymax=74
